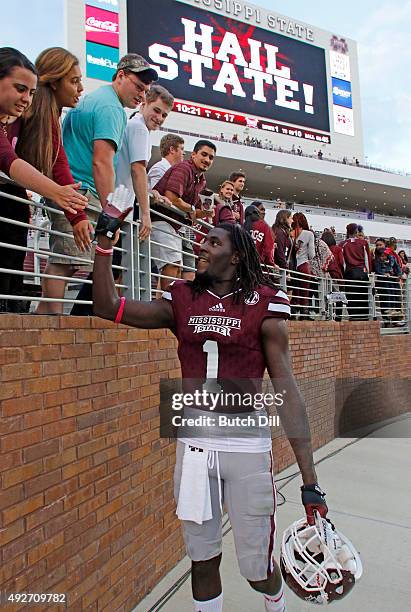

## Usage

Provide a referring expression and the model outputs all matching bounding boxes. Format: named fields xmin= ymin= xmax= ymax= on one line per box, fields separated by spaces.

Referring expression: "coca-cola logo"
xmin=86 ymin=16 xmax=118 ymax=33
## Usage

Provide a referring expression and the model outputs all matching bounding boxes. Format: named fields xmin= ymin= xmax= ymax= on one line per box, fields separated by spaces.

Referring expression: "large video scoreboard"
xmin=67 ymin=0 xmax=363 ymax=155
xmin=127 ymin=0 xmax=362 ymax=150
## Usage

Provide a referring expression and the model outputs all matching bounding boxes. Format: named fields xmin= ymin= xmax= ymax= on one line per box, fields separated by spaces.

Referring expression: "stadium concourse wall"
xmin=0 ymin=315 xmax=410 ymax=611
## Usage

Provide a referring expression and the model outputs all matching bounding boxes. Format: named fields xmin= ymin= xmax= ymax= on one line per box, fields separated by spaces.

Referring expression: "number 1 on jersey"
xmin=203 ymin=340 xmax=222 ymax=393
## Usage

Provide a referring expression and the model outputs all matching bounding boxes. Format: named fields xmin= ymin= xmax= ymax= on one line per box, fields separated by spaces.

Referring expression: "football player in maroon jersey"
xmin=93 ymin=206 xmax=327 ymax=612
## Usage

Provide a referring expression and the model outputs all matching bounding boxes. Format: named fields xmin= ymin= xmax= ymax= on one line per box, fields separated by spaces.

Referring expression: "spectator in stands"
xmin=153 ymin=139 xmax=216 ymax=290
xmin=371 ymin=238 xmax=386 ymax=271
xmin=291 ymin=212 xmax=314 ymax=318
xmin=357 ymin=225 xmax=365 ymax=239
xmin=340 ymin=223 xmax=371 ymax=320
xmin=63 ymin=53 xmax=158 ymax=315
xmin=212 ymin=181 xmax=236 ymax=225
xmin=148 ymin=134 xmax=184 ymax=190
xmin=15 ymin=47 xmax=91 ymax=314
xmin=251 ymin=200 xmax=266 ymax=220
xmin=116 ymin=84 xmax=174 ymax=236
xmin=321 ymin=231 xmax=344 ymax=321
xmin=0 ymin=47 xmax=87 ymax=313
xmin=310 ymin=234 xmax=334 ymax=318
xmin=398 ymin=250 xmax=410 ymax=277
xmin=244 ymin=204 xmax=275 ymax=267
xmin=147 ymin=133 xmax=185 ymax=288
xmin=385 ymin=237 xmax=402 ymax=268
xmin=385 ymin=237 xmax=402 ymax=316
xmin=116 ymin=86 xmax=174 ymax=291
xmin=272 ymin=209 xmax=293 ymax=269
xmin=229 ymin=170 xmax=246 ymax=223
xmin=192 ymin=181 xmax=235 ymax=262
xmin=374 ymin=247 xmax=401 ymax=318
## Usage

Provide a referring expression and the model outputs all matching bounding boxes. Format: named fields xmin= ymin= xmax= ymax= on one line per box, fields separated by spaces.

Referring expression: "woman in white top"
xmin=291 ymin=212 xmax=315 ymax=317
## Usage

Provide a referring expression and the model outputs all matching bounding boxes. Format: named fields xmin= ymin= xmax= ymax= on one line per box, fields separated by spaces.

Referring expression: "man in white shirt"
xmin=147 ymin=134 xmax=185 ymax=292
xmin=116 ymin=85 xmax=174 ymax=240
xmin=147 ymin=133 xmax=185 ymax=190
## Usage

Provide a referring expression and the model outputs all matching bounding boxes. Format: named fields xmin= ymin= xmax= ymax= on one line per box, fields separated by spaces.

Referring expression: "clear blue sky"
xmin=2 ymin=0 xmax=411 ymax=172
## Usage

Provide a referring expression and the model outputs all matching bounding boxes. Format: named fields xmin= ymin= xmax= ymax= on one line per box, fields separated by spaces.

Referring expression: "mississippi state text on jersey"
xmin=162 ymin=281 xmax=290 ymax=381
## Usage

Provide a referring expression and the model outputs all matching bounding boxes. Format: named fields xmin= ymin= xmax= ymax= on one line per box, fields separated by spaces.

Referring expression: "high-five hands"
xmin=95 ymin=185 xmax=133 ymax=242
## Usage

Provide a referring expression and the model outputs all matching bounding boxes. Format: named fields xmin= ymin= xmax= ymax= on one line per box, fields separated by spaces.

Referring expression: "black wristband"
xmin=301 ymin=483 xmax=325 ymax=495
xmin=94 ymin=212 xmax=124 ymax=240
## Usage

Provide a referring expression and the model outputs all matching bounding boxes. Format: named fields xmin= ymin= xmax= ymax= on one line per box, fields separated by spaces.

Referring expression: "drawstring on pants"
xmin=208 ymin=450 xmax=223 ymax=517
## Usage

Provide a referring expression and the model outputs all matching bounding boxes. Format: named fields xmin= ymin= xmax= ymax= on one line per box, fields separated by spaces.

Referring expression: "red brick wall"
xmin=1 ymin=316 xmax=409 ymax=611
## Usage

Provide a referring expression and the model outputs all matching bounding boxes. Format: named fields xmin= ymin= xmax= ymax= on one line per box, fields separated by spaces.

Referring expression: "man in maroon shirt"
xmin=245 ymin=204 xmax=275 ymax=266
xmin=92 ymin=214 xmax=328 ymax=612
xmin=229 ymin=170 xmax=246 ymax=224
xmin=153 ymin=139 xmax=216 ymax=290
xmin=340 ymin=223 xmax=371 ymax=320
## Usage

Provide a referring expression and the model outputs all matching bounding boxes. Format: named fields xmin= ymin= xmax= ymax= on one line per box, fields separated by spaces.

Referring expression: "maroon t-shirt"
xmin=153 ymin=159 xmax=206 ymax=229
xmin=328 ymin=244 xmax=344 ymax=280
xmin=163 ymin=280 xmax=290 ymax=381
xmin=0 ymin=118 xmax=87 ymax=226
xmin=340 ymin=237 xmax=370 ymax=272
xmin=250 ymin=219 xmax=275 ymax=265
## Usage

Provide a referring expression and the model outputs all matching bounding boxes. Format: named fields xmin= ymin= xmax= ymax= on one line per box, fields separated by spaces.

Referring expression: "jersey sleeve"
xmin=161 ymin=280 xmax=187 ymax=310
xmin=261 ymin=287 xmax=291 ymax=320
xmin=161 ymin=280 xmax=188 ymax=336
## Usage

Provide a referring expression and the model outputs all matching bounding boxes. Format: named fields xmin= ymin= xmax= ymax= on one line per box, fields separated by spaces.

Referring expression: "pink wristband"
xmin=96 ymin=245 xmax=113 ymax=255
xmin=114 ymin=296 xmax=126 ymax=324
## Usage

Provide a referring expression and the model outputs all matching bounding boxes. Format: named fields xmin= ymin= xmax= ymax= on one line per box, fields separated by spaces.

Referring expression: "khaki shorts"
xmin=47 ymin=190 xmax=101 ymax=269
xmin=174 ymin=441 xmax=277 ymax=581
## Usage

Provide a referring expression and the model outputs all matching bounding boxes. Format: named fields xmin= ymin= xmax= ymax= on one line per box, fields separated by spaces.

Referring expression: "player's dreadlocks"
xmin=191 ymin=223 xmax=278 ymax=303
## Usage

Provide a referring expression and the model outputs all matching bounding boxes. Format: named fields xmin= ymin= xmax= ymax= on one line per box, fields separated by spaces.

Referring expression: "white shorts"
xmin=151 ymin=221 xmax=182 ymax=271
xmin=174 ymin=441 xmax=277 ymax=581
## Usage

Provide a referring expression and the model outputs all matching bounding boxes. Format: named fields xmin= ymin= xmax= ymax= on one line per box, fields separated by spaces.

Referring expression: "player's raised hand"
xmin=95 ymin=185 xmax=133 ymax=240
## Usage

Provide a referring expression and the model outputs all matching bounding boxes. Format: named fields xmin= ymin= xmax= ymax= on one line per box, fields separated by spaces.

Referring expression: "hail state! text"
xmin=149 ymin=18 xmax=315 ymax=114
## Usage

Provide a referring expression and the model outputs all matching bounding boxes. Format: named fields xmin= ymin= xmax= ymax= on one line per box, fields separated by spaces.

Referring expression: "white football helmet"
xmin=280 ymin=514 xmax=363 ymax=605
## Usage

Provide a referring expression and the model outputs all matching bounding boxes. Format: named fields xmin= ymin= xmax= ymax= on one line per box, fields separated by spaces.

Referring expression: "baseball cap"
xmin=117 ymin=53 xmax=158 ymax=82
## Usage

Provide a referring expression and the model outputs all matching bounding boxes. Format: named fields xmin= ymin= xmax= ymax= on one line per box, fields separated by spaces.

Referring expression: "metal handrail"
xmin=0 ymin=187 xmax=409 ymax=331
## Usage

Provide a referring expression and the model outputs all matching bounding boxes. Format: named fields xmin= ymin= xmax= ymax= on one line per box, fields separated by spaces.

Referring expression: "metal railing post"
xmin=368 ymin=274 xmax=376 ymax=320
xmin=121 ymin=220 xmax=134 ymax=300
xmin=405 ymin=276 xmax=411 ymax=333
xmin=318 ymin=276 xmax=326 ymax=319
xmin=138 ymin=231 xmax=151 ymax=302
